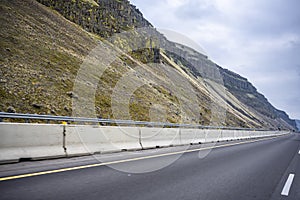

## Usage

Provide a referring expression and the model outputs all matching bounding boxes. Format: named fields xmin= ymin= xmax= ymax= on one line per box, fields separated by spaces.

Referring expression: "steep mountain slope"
xmin=0 ymin=0 xmax=98 ymax=116
xmin=0 ymin=0 xmax=210 ymax=124
xmin=169 ymin=43 xmax=296 ymax=129
xmin=0 ymin=0 xmax=296 ymax=130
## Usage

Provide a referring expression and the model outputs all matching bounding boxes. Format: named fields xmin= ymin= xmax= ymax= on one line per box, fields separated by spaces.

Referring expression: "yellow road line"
xmin=0 ymin=134 xmax=288 ymax=182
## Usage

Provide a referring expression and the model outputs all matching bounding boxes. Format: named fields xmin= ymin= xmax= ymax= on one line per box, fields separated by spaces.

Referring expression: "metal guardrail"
xmin=0 ymin=112 xmax=268 ymax=131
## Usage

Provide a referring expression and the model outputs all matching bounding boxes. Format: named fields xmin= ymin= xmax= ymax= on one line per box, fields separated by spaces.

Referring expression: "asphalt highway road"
xmin=0 ymin=133 xmax=299 ymax=200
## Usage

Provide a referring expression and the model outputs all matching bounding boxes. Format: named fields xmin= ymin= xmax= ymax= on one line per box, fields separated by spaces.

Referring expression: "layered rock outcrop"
xmin=37 ymin=0 xmax=152 ymax=37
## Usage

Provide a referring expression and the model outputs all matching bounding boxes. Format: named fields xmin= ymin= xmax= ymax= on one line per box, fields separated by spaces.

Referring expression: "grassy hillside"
xmin=0 ymin=0 xmax=98 ymax=116
xmin=0 ymin=0 xmax=204 ymax=124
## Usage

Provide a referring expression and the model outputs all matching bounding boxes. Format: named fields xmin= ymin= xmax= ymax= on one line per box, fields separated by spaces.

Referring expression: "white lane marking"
xmin=281 ymin=174 xmax=295 ymax=196
xmin=298 ymin=150 xmax=300 ymax=155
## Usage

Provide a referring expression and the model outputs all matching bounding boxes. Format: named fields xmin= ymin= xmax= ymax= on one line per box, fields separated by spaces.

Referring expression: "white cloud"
xmin=165 ymin=0 xmax=188 ymax=8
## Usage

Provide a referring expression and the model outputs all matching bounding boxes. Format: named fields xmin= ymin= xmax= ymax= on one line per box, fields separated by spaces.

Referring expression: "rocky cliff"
xmin=157 ymin=42 xmax=296 ymax=129
xmin=37 ymin=0 xmax=152 ymax=37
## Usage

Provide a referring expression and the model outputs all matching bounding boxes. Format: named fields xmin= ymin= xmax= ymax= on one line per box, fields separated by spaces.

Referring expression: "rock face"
xmin=37 ymin=0 xmax=152 ymax=38
xmin=220 ymin=69 xmax=256 ymax=92
xmin=7 ymin=106 xmax=16 ymax=113
xmin=167 ymin=43 xmax=296 ymax=129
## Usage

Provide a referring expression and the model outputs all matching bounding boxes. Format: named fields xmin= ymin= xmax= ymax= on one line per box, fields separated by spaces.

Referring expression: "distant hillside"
xmin=0 ymin=0 xmax=296 ymax=130
xmin=162 ymin=42 xmax=296 ymax=129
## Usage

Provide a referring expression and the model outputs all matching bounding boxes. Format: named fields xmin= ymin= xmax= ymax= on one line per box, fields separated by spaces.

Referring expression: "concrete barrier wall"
xmin=221 ymin=130 xmax=235 ymax=141
xmin=0 ymin=123 xmax=290 ymax=163
xmin=65 ymin=125 xmax=141 ymax=156
xmin=205 ymin=129 xmax=223 ymax=142
xmin=0 ymin=123 xmax=65 ymax=163
xmin=180 ymin=129 xmax=202 ymax=144
xmin=140 ymin=127 xmax=180 ymax=149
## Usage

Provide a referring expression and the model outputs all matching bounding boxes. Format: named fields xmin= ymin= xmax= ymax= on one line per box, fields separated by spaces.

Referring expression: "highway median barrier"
xmin=204 ymin=129 xmax=222 ymax=143
xmin=0 ymin=122 xmax=291 ymax=164
xmin=180 ymin=129 xmax=205 ymax=145
xmin=140 ymin=127 xmax=181 ymax=149
xmin=64 ymin=125 xmax=142 ymax=156
xmin=0 ymin=123 xmax=65 ymax=163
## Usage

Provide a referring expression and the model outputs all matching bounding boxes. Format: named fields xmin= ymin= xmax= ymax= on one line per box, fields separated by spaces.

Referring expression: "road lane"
xmin=0 ymin=133 xmax=299 ymax=200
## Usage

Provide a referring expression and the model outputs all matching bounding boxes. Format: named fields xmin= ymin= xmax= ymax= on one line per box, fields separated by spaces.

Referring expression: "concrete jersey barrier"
xmin=140 ymin=127 xmax=181 ymax=149
xmin=65 ymin=125 xmax=142 ymax=156
xmin=180 ymin=129 xmax=206 ymax=144
xmin=0 ymin=123 xmax=65 ymax=163
xmin=0 ymin=123 xmax=291 ymax=163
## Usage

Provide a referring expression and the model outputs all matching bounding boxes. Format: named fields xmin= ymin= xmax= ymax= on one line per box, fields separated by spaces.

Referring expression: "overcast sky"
xmin=130 ymin=0 xmax=300 ymax=119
